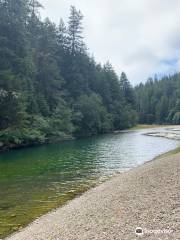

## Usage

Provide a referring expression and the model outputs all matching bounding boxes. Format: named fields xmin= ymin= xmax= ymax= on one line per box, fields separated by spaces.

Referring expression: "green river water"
xmin=0 ymin=129 xmax=179 ymax=238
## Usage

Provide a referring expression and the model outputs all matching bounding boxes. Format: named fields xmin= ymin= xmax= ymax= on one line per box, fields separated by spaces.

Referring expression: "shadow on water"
xmin=0 ymin=129 xmax=179 ymax=238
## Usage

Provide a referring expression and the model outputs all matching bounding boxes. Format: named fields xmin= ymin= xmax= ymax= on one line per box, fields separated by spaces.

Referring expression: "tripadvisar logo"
xmin=135 ymin=227 xmax=173 ymax=237
xmin=135 ymin=227 xmax=144 ymax=236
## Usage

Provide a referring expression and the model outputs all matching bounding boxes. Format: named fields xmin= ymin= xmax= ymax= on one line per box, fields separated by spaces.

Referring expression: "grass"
xmin=130 ymin=124 xmax=180 ymax=130
xmin=130 ymin=124 xmax=165 ymax=130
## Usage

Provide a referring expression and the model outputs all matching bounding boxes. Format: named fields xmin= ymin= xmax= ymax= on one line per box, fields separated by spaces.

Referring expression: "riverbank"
xmin=6 ymin=149 xmax=180 ymax=240
xmin=0 ymin=134 xmax=75 ymax=153
xmin=146 ymin=131 xmax=180 ymax=140
xmin=129 ymin=124 xmax=168 ymax=130
xmin=0 ymin=125 xmax=177 ymax=153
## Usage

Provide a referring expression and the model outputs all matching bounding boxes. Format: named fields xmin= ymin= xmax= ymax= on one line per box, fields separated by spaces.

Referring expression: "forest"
xmin=0 ymin=0 xmax=137 ymax=150
xmin=1 ymin=0 xmax=180 ymax=152
xmin=135 ymin=73 xmax=180 ymax=124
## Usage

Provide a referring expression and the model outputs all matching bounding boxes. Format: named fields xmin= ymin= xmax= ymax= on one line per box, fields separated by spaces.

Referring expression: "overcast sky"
xmin=39 ymin=0 xmax=180 ymax=85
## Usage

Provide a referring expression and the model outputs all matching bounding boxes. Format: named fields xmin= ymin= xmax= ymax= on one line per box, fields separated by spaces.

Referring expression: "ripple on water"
xmin=0 ymin=129 xmax=180 ymax=238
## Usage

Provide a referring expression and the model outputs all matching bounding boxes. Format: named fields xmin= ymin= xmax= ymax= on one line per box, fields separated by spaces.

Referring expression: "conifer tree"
xmin=0 ymin=2 xmax=138 ymax=150
xmin=120 ymin=72 xmax=136 ymax=107
xmin=67 ymin=6 xmax=85 ymax=55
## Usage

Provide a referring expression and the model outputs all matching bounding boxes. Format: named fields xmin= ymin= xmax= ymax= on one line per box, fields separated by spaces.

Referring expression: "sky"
xmin=39 ymin=0 xmax=180 ymax=85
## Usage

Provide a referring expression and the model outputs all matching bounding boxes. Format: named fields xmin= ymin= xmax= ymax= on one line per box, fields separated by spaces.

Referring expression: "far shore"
xmin=145 ymin=131 xmax=180 ymax=140
xmin=6 ymin=147 xmax=180 ymax=240
xmin=1 ymin=124 xmax=179 ymax=154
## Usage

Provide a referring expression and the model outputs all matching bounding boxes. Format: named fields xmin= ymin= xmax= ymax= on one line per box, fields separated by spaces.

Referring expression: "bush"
xmin=0 ymin=127 xmax=46 ymax=147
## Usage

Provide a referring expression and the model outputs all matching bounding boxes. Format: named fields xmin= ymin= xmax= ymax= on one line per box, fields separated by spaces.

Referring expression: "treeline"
xmin=135 ymin=73 xmax=180 ymax=124
xmin=0 ymin=0 xmax=137 ymax=150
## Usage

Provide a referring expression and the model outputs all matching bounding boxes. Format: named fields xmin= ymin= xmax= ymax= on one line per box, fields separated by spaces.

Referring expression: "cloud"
xmin=39 ymin=0 xmax=180 ymax=85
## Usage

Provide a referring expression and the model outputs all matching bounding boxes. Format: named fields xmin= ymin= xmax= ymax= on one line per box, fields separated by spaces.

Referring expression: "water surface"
xmin=0 ymin=128 xmax=179 ymax=238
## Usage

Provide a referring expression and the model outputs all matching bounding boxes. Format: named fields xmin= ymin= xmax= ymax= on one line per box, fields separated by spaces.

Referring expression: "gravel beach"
xmin=5 ymin=151 xmax=180 ymax=240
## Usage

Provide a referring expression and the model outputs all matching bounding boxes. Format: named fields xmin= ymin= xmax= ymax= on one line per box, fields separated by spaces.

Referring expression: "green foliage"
xmin=74 ymin=94 xmax=113 ymax=136
xmin=0 ymin=128 xmax=46 ymax=147
xmin=0 ymin=2 xmax=137 ymax=150
xmin=135 ymin=74 xmax=180 ymax=125
xmin=120 ymin=72 xmax=136 ymax=107
xmin=172 ymin=112 xmax=180 ymax=124
xmin=0 ymin=89 xmax=26 ymax=129
xmin=67 ymin=6 xmax=85 ymax=55
xmin=119 ymin=106 xmax=138 ymax=129
xmin=49 ymin=101 xmax=74 ymax=137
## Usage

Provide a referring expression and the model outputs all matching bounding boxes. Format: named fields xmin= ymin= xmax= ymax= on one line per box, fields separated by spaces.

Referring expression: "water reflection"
xmin=0 ymin=128 xmax=179 ymax=237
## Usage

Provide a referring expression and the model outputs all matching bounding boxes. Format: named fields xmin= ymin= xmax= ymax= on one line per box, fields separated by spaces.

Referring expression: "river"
xmin=0 ymin=128 xmax=179 ymax=238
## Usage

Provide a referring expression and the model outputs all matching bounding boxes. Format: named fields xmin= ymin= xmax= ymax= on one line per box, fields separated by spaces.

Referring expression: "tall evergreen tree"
xmin=57 ymin=18 xmax=68 ymax=50
xmin=135 ymin=73 xmax=180 ymax=124
xmin=0 ymin=0 xmax=30 ymax=128
xmin=120 ymin=72 xmax=136 ymax=107
xmin=0 ymin=2 xmax=138 ymax=150
xmin=67 ymin=6 xmax=85 ymax=55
